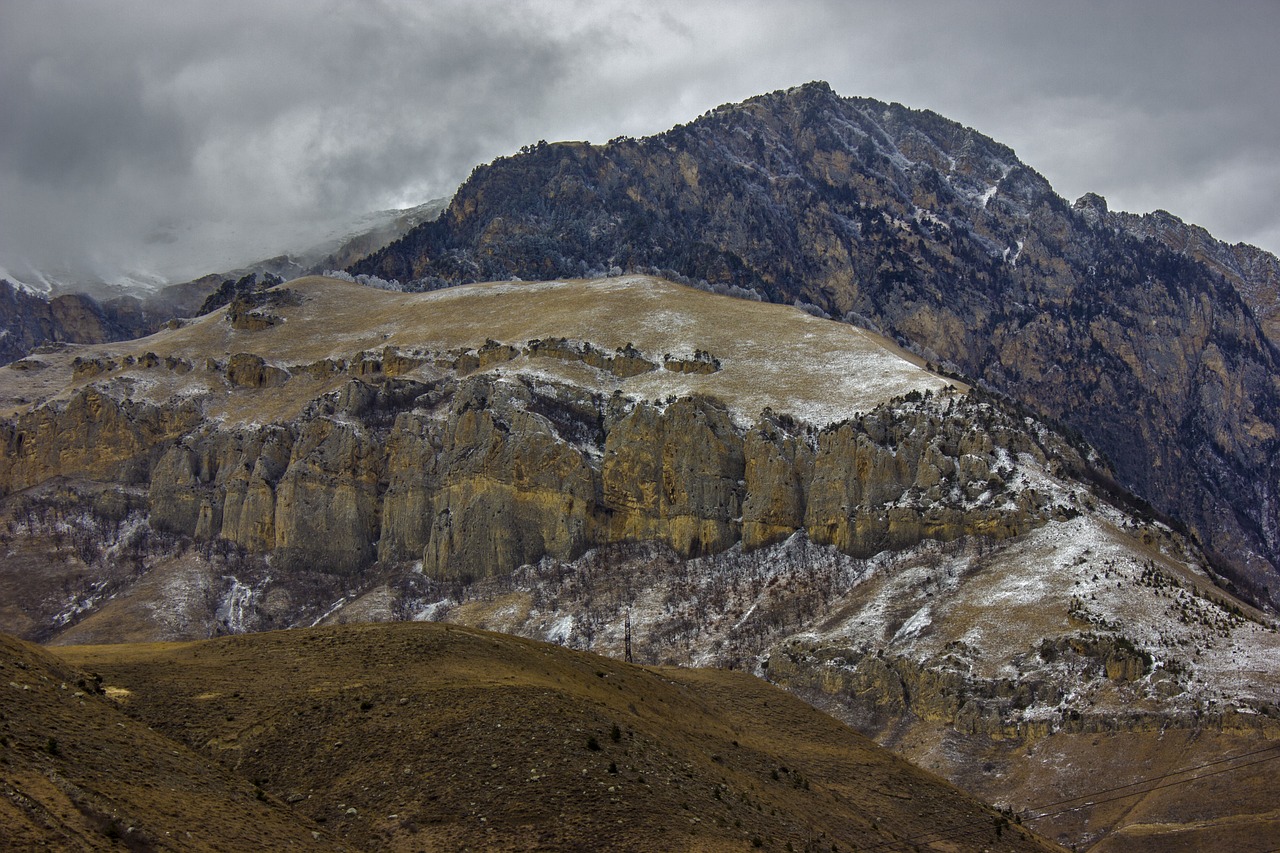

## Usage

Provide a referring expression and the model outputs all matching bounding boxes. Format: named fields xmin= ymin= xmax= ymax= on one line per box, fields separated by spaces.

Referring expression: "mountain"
xmin=0 ymin=199 xmax=448 ymax=367
xmin=1098 ymin=198 xmax=1280 ymax=347
xmin=350 ymin=82 xmax=1280 ymax=611
xmin=0 ymin=279 xmax=185 ymax=367
xmin=7 ymin=622 xmax=1061 ymax=852
xmin=1 ymin=273 xmax=1277 ymax=849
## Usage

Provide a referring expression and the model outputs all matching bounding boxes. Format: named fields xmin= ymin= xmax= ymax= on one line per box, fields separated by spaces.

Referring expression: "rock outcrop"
xmin=0 ymin=389 xmax=204 ymax=490
xmin=2 ymin=365 xmax=1088 ymax=583
xmin=350 ymin=82 xmax=1280 ymax=607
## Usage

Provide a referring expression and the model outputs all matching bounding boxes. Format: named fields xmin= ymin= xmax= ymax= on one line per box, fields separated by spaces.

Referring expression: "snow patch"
xmin=1002 ymin=240 xmax=1025 ymax=266
xmin=893 ymin=605 xmax=933 ymax=642
xmin=216 ymin=576 xmax=265 ymax=634
xmin=545 ymin=615 xmax=575 ymax=645
xmin=310 ymin=597 xmax=348 ymax=627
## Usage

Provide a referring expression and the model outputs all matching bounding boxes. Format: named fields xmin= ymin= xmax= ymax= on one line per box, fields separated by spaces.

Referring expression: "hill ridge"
xmin=36 ymin=620 xmax=1061 ymax=852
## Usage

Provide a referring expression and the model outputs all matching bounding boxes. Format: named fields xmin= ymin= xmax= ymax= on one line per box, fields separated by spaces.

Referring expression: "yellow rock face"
xmin=0 ymin=276 xmax=1085 ymax=582
xmin=0 ymin=358 xmax=1078 ymax=582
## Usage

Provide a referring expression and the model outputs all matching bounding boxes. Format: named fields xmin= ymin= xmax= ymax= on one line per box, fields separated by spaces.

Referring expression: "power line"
xmin=846 ymin=739 xmax=1280 ymax=852
xmin=1022 ymin=739 xmax=1280 ymax=817
xmin=1024 ymin=748 xmax=1280 ymax=823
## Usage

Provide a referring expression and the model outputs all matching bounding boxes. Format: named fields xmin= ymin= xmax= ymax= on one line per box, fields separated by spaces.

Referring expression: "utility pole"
xmin=624 ymin=609 xmax=633 ymax=663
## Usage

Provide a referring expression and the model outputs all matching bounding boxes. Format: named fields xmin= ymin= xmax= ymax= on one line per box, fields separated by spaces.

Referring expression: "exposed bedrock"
xmin=4 ymin=373 xmax=1085 ymax=580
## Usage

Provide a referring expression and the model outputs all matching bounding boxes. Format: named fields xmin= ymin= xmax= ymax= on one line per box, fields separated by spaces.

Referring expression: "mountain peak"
xmin=348 ymin=87 xmax=1280 ymax=607
xmin=785 ymin=79 xmax=839 ymax=100
xmin=1073 ymin=191 xmax=1109 ymax=227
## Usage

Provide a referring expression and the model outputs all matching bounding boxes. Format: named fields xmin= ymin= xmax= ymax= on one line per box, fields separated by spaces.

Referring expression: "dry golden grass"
xmin=50 ymin=621 xmax=1061 ymax=852
xmin=0 ymin=276 xmax=955 ymax=426
xmin=0 ymin=632 xmax=343 ymax=851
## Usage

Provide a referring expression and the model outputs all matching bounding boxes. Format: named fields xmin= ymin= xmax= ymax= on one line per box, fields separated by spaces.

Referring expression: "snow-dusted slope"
xmin=0 ymin=274 xmax=952 ymax=425
xmin=382 ymin=459 xmax=1280 ymax=726
xmin=4 ymin=272 xmax=1276 ymax=851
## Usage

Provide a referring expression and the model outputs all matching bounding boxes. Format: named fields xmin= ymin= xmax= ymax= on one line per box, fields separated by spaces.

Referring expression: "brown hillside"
xmin=0 ymin=632 xmax=342 ymax=851
xmin=55 ymin=621 xmax=1062 ymax=852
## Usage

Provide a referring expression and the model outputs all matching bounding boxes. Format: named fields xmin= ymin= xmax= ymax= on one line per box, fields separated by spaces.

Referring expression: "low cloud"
xmin=2 ymin=0 xmax=1277 ymax=289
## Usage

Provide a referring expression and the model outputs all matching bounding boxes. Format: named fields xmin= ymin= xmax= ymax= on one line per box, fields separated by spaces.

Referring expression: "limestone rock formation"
xmin=0 ymin=389 xmax=203 ymax=490
xmin=1 ymin=359 xmax=1083 ymax=587
xmin=351 ymin=81 xmax=1280 ymax=607
xmin=1 ymin=274 xmax=1069 ymax=588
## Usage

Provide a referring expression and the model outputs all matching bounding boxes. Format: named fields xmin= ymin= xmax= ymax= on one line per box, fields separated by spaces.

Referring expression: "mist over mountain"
xmin=352 ymin=81 xmax=1280 ymax=609
xmin=4 ymin=80 xmax=1280 ymax=851
xmin=0 ymin=199 xmax=447 ymax=366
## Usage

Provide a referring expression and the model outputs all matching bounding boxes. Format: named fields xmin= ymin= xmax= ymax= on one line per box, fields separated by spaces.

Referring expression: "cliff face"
xmin=351 ymin=82 xmax=1280 ymax=606
xmin=0 ymin=278 xmax=202 ymax=367
xmin=0 ymin=276 xmax=1091 ymax=587
xmin=8 ymin=276 xmax=1265 ymax=727
xmin=0 ymin=389 xmax=205 ymax=490
xmin=122 ymin=371 xmax=1078 ymax=582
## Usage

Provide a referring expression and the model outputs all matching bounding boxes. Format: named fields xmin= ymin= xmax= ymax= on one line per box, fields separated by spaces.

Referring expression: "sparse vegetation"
xmin=27 ymin=622 xmax=1066 ymax=852
xmin=0 ymin=259 xmax=1275 ymax=853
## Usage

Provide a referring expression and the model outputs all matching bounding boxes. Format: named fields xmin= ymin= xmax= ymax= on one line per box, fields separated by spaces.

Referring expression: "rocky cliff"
xmin=0 ymin=274 xmax=1085 ymax=612
xmin=351 ymin=82 xmax=1280 ymax=608
xmin=3 ymin=356 xmax=1072 ymax=585
xmin=4 ymin=275 xmax=1277 ymax=852
xmin=0 ymin=280 xmax=166 ymax=366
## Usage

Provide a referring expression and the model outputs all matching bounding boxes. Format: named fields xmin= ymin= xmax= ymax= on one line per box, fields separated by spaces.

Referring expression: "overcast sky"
xmin=2 ymin=0 xmax=1278 ymax=290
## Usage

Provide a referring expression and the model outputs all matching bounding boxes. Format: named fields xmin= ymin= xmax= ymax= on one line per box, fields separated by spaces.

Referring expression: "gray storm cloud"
xmin=1 ymin=0 xmax=1277 ymax=289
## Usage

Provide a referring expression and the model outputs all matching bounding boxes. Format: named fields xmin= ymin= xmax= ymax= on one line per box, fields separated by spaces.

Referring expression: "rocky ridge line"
xmin=350 ymin=81 xmax=1280 ymax=608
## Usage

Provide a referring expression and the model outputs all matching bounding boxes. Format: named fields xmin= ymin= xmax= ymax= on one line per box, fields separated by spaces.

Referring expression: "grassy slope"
xmin=0 ymin=275 xmax=953 ymax=426
xmin=53 ymin=621 xmax=1060 ymax=852
xmin=0 ymin=632 xmax=342 ymax=851
xmin=978 ymin=727 xmax=1280 ymax=853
